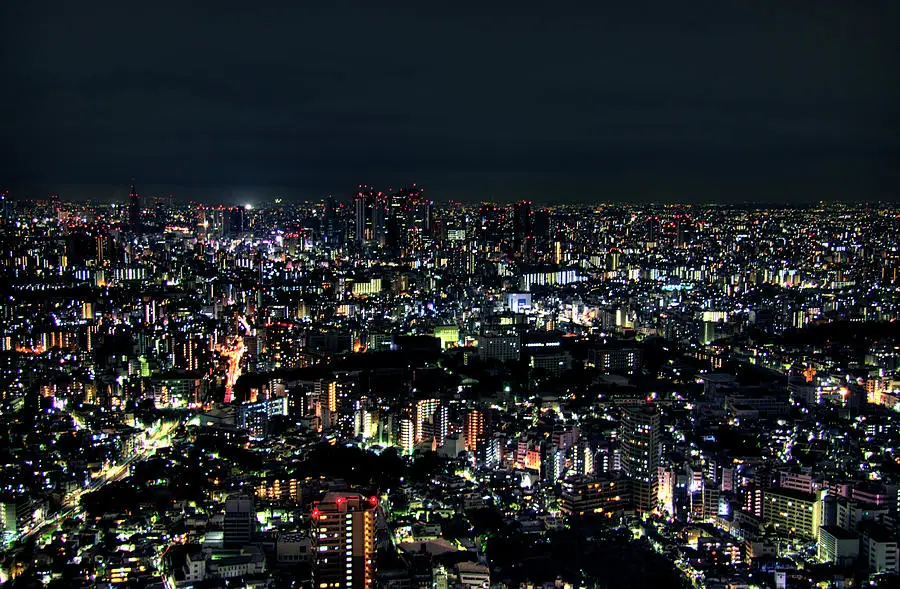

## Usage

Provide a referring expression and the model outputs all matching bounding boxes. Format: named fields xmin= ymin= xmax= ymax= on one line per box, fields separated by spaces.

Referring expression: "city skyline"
xmin=3 ymin=2 xmax=900 ymax=587
xmin=5 ymin=180 xmax=899 ymax=208
xmin=2 ymin=192 xmax=900 ymax=587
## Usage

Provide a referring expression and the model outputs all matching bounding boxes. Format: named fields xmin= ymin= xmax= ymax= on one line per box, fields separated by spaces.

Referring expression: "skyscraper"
xmin=225 ymin=206 xmax=246 ymax=237
xmin=512 ymin=200 xmax=532 ymax=257
xmin=620 ymin=405 xmax=661 ymax=511
xmin=311 ymin=492 xmax=377 ymax=589
xmin=372 ymin=191 xmax=389 ymax=246
xmin=128 ymin=181 xmax=141 ymax=232
xmin=0 ymin=190 xmax=12 ymax=225
xmin=384 ymin=184 xmax=430 ymax=254
xmin=475 ymin=203 xmax=496 ymax=236
xmin=323 ymin=194 xmax=340 ymax=243
xmin=403 ymin=185 xmax=432 ymax=236
xmin=354 ymin=185 xmax=376 ymax=244
xmin=531 ymin=208 xmax=551 ymax=258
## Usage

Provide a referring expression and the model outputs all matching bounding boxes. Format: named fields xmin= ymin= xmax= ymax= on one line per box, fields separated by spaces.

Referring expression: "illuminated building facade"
xmin=620 ymin=405 xmax=661 ymax=512
xmin=398 ymin=416 xmax=415 ymax=455
xmin=464 ymin=409 xmax=485 ymax=452
xmin=315 ymin=379 xmax=338 ymax=430
xmin=414 ymin=398 xmax=440 ymax=443
xmin=560 ymin=475 xmax=627 ymax=518
xmin=237 ymin=396 xmax=288 ymax=438
xmin=762 ymin=488 xmax=822 ymax=539
xmin=311 ymin=493 xmax=377 ymax=589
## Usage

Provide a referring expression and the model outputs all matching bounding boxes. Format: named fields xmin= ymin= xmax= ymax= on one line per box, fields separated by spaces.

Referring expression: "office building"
xmin=224 ymin=494 xmax=255 ymax=547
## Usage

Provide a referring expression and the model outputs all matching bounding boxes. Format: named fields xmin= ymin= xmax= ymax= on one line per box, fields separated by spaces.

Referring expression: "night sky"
xmin=2 ymin=1 xmax=898 ymax=203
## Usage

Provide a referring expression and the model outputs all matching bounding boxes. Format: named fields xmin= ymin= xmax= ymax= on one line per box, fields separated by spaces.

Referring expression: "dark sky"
xmin=2 ymin=1 xmax=898 ymax=203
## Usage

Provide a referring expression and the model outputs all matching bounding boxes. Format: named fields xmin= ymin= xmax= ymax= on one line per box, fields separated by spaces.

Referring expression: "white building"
xmin=456 ymin=562 xmax=490 ymax=589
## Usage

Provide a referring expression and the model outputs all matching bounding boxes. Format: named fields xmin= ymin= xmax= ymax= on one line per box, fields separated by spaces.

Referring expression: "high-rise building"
xmin=645 ymin=215 xmax=661 ymax=243
xmin=323 ymin=194 xmax=341 ymax=243
xmin=414 ymin=398 xmax=440 ymax=443
xmin=620 ymin=405 xmax=661 ymax=511
xmin=153 ymin=194 xmax=171 ymax=227
xmin=531 ymin=208 xmax=551 ymax=257
xmin=542 ymin=443 xmax=566 ymax=483
xmin=552 ymin=232 xmax=566 ymax=264
xmin=225 ymin=206 xmax=246 ymax=236
xmin=675 ymin=214 xmax=693 ymax=248
xmin=484 ymin=433 xmax=506 ymax=468
xmin=574 ymin=439 xmax=594 ymax=476
xmin=311 ymin=492 xmax=377 ymax=589
xmin=464 ymin=409 xmax=485 ymax=452
xmin=403 ymin=185 xmax=432 ymax=236
xmin=353 ymin=399 xmax=377 ymax=440
xmin=224 ymin=494 xmax=255 ymax=547
xmin=0 ymin=190 xmax=12 ymax=225
xmin=237 ymin=396 xmax=288 ymax=438
xmin=315 ymin=379 xmax=338 ymax=430
xmin=128 ymin=181 xmax=141 ymax=232
xmin=398 ymin=416 xmax=415 ymax=455
xmin=433 ymin=403 xmax=449 ymax=447
xmin=95 ymin=236 xmax=106 ymax=265
xmin=354 ymin=186 xmax=377 ymax=244
xmin=477 ymin=203 xmax=504 ymax=245
xmin=512 ymin=200 xmax=532 ymax=257
xmin=372 ymin=191 xmax=389 ymax=246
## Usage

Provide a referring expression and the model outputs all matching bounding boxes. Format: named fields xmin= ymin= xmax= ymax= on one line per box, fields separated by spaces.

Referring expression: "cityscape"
xmin=3 ymin=1 xmax=898 ymax=588
xmin=1 ymin=188 xmax=899 ymax=589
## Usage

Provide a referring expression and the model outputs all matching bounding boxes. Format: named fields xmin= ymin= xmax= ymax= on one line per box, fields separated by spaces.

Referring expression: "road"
xmin=11 ymin=420 xmax=179 ymax=546
xmin=218 ymin=335 xmax=244 ymax=404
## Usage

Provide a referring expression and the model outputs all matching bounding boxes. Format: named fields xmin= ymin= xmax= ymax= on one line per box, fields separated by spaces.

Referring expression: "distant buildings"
xmin=4 ymin=191 xmax=900 ymax=586
xmin=128 ymin=181 xmax=140 ymax=232
xmin=236 ymin=395 xmax=288 ymax=438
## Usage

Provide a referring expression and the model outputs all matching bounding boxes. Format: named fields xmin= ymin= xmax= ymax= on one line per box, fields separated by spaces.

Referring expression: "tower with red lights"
xmin=128 ymin=180 xmax=141 ymax=233
xmin=354 ymin=185 xmax=377 ymax=244
xmin=311 ymin=492 xmax=377 ymax=589
xmin=513 ymin=200 xmax=532 ymax=257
